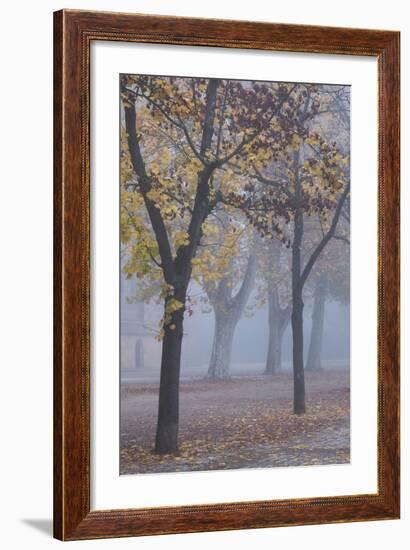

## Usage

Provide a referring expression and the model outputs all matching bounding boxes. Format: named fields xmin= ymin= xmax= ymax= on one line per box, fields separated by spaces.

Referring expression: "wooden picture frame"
xmin=53 ymin=9 xmax=400 ymax=541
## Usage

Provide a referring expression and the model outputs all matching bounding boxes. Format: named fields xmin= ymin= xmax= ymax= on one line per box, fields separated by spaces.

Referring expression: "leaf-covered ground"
xmin=120 ymin=369 xmax=349 ymax=475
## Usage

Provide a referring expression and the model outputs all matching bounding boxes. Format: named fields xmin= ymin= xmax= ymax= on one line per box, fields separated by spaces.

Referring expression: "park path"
xmin=120 ymin=369 xmax=350 ymax=474
xmin=236 ymin=423 xmax=350 ymax=470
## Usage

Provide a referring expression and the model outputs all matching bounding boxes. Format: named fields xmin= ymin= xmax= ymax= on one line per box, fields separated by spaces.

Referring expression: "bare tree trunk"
xmin=265 ymin=287 xmax=290 ymax=374
xmin=306 ymin=273 xmax=327 ymax=371
xmin=292 ymin=288 xmax=305 ymax=414
xmin=265 ymin=313 xmax=282 ymax=374
xmin=134 ymin=339 xmax=144 ymax=369
xmin=208 ymin=314 xmax=236 ymax=379
xmin=155 ymin=296 xmax=185 ymax=454
xmin=291 ymin=207 xmax=306 ymax=415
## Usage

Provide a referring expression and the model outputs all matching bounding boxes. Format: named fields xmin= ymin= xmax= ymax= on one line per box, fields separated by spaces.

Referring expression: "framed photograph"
xmin=54 ymin=9 xmax=400 ymax=540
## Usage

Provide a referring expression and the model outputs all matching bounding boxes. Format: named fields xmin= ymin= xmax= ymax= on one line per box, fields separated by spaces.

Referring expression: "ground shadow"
xmin=21 ymin=519 xmax=53 ymax=537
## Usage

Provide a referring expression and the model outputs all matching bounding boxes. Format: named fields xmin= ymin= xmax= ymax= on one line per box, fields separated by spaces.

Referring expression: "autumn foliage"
xmin=120 ymin=75 xmax=350 ymax=455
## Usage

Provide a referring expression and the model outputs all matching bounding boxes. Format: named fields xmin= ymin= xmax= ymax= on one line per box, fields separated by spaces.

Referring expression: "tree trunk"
xmin=291 ymin=286 xmax=305 ymax=414
xmin=207 ymin=254 xmax=257 ymax=379
xmin=208 ymin=313 xmax=236 ymax=378
xmin=154 ymin=298 xmax=184 ymax=454
xmin=124 ymin=79 xmax=221 ymax=455
xmin=265 ymin=288 xmax=290 ymax=374
xmin=306 ymin=273 xmax=327 ymax=371
xmin=291 ymin=207 xmax=306 ymax=415
xmin=265 ymin=319 xmax=282 ymax=375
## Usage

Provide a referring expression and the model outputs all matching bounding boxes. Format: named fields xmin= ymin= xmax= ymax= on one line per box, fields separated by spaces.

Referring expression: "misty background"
xmin=120 ymin=275 xmax=349 ymax=379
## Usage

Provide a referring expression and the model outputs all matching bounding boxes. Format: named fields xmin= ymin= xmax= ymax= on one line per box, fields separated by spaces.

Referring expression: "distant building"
xmin=120 ymin=266 xmax=210 ymax=372
xmin=120 ymin=270 xmax=161 ymax=370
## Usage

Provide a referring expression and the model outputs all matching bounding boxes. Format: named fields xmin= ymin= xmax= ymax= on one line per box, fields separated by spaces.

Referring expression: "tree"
xmin=253 ymin=236 xmax=291 ymax=374
xmin=271 ymin=148 xmax=349 ymax=413
xmin=121 ymin=75 xmax=294 ymax=452
xmin=306 ymin=217 xmax=350 ymax=371
xmin=207 ymin=252 xmax=257 ymax=379
xmin=190 ymin=209 xmax=257 ymax=379
xmin=264 ymin=266 xmax=291 ymax=374
xmin=305 ymin=270 xmax=328 ymax=371
xmin=234 ymin=84 xmax=350 ymax=413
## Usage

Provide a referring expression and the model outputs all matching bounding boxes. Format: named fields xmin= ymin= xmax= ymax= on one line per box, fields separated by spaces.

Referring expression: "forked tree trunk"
xmin=265 ymin=287 xmax=290 ymax=375
xmin=207 ymin=254 xmax=257 ymax=379
xmin=306 ymin=273 xmax=327 ymax=371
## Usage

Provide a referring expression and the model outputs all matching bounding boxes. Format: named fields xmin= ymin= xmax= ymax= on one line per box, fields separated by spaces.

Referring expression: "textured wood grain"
xmin=53 ymin=9 xmax=400 ymax=541
xmin=53 ymin=10 xmax=63 ymax=541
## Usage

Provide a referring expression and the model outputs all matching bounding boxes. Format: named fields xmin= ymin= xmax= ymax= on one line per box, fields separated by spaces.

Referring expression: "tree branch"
xmin=300 ymin=182 xmax=350 ymax=288
xmin=215 ymin=85 xmax=297 ymax=167
xmin=122 ymin=205 xmax=163 ymax=269
xmin=216 ymin=81 xmax=229 ymax=158
xmin=123 ymin=85 xmax=204 ymax=165
xmin=252 ymin=167 xmax=293 ymax=199
xmin=124 ymin=101 xmax=176 ymax=285
xmin=231 ymin=253 xmax=257 ymax=315
xmin=174 ymin=80 xmax=221 ymax=286
xmin=333 ymin=234 xmax=350 ymax=245
xmin=199 ymin=79 xmax=220 ymax=157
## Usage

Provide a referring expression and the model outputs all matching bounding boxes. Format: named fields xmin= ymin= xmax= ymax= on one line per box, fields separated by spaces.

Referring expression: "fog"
xmin=119 ymin=77 xmax=351 ymax=381
xmin=121 ymin=276 xmax=349 ymax=378
xmin=177 ymin=298 xmax=349 ymax=373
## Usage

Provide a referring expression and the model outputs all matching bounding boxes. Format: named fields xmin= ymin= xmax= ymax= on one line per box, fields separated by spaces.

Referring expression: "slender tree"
xmin=305 ymin=271 xmax=328 ymax=371
xmin=233 ymin=84 xmax=350 ymax=413
xmin=265 ymin=285 xmax=291 ymax=374
xmin=191 ymin=209 xmax=258 ymax=379
xmin=254 ymin=236 xmax=291 ymax=375
xmin=305 ymin=215 xmax=350 ymax=371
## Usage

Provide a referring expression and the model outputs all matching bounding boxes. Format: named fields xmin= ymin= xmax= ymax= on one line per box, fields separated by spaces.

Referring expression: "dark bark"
xmin=154 ymin=296 xmax=185 ymax=453
xmin=265 ymin=287 xmax=290 ymax=374
xmin=124 ymin=102 xmax=175 ymax=284
xmin=154 ymin=81 xmax=220 ymax=452
xmin=124 ymin=79 xmax=221 ymax=453
xmin=174 ymin=79 xmax=221 ymax=288
xmin=299 ymin=183 xmax=351 ymax=289
xmin=306 ymin=273 xmax=327 ymax=371
xmin=290 ymin=176 xmax=350 ymax=415
xmin=291 ymin=207 xmax=306 ymax=414
xmin=207 ymin=254 xmax=257 ymax=378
